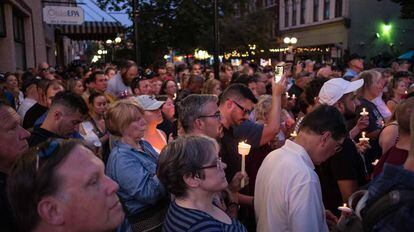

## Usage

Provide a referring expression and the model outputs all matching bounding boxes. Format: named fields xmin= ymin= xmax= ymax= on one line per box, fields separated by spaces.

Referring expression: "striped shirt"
xmin=163 ymin=201 xmax=247 ymax=232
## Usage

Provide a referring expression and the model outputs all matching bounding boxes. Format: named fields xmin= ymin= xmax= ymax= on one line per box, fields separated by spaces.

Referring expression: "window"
xmin=0 ymin=4 xmax=5 ymax=37
xmin=285 ymin=0 xmax=289 ymax=27
xmin=292 ymin=0 xmax=297 ymax=26
xmin=335 ymin=0 xmax=342 ymax=17
xmin=323 ymin=0 xmax=330 ymax=20
xmin=13 ymin=12 xmax=26 ymax=69
xmin=313 ymin=0 xmax=319 ymax=22
xmin=300 ymin=0 xmax=306 ymax=24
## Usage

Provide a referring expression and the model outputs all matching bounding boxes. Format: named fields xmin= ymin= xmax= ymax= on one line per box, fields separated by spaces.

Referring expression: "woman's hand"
xmin=228 ymin=172 xmax=249 ymax=193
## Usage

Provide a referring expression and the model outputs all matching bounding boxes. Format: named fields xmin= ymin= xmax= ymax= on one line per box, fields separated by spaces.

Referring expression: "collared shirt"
xmin=105 ymin=140 xmax=167 ymax=215
xmin=255 ymin=140 xmax=328 ymax=232
xmin=367 ymin=164 xmax=414 ymax=231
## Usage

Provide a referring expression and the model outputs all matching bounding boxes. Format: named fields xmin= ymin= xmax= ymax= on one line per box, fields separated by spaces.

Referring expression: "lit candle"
xmin=285 ymin=92 xmax=290 ymax=98
xmin=360 ymin=108 xmax=369 ymax=116
xmin=338 ymin=203 xmax=353 ymax=213
xmin=177 ymin=82 xmax=181 ymax=90
xmin=238 ymin=141 xmax=251 ymax=188
xmin=290 ymin=131 xmax=298 ymax=138
xmin=359 ymin=131 xmax=370 ymax=142
xmin=405 ymin=90 xmax=408 ymax=95
xmin=372 ymin=159 xmax=379 ymax=166
xmin=173 ymin=93 xmax=177 ymax=100
xmin=291 ymin=94 xmax=296 ymax=100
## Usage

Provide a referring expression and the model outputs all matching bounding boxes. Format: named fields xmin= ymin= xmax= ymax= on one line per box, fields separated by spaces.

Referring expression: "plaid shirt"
xmin=366 ymin=164 xmax=414 ymax=231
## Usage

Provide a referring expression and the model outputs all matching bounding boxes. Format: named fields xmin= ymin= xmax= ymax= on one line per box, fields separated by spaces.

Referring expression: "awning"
xmin=58 ymin=21 xmax=124 ymax=40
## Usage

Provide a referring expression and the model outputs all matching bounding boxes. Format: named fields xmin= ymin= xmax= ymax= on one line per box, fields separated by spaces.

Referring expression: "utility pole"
xmin=213 ymin=0 xmax=219 ymax=80
xmin=132 ymin=0 xmax=140 ymax=65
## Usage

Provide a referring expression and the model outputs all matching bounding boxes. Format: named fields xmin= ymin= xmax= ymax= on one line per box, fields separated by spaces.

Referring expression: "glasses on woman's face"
xmin=199 ymin=157 xmax=224 ymax=171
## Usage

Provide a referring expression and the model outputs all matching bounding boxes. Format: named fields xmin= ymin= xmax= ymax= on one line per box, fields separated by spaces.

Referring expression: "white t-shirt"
xmin=255 ymin=140 xmax=328 ymax=232
xmin=371 ymin=94 xmax=391 ymax=120
xmin=17 ymin=97 xmax=36 ymax=118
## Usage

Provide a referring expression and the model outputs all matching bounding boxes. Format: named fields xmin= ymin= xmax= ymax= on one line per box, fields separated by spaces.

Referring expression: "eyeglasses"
xmin=231 ymin=100 xmax=253 ymax=115
xmin=198 ymin=112 xmax=221 ymax=120
xmin=199 ymin=157 xmax=224 ymax=171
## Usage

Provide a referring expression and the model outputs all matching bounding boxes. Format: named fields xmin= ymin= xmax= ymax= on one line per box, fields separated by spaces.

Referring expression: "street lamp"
xmin=106 ymin=39 xmax=113 ymax=45
xmin=283 ymin=37 xmax=297 ymax=45
xmin=283 ymin=36 xmax=298 ymax=61
xmin=115 ymin=36 xmax=122 ymax=44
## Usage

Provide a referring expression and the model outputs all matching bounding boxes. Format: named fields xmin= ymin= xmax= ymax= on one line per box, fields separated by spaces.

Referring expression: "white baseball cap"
xmin=135 ymin=95 xmax=165 ymax=110
xmin=318 ymin=78 xmax=364 ymax=106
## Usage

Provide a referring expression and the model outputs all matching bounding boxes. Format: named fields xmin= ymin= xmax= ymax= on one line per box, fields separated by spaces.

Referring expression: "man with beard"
xmin=316 ymin=78 xmax=370 ymax=216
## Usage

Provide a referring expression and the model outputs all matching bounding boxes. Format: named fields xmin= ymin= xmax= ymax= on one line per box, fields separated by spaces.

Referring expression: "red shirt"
xmin=373 ymin=146 xmax=409 ymax=178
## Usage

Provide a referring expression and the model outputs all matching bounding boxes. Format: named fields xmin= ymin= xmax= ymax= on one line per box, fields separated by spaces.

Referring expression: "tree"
xmin=377 ymin=0 xmax=414 ymax=18
xmin=96 ymin=0 xmax=276 ymax=65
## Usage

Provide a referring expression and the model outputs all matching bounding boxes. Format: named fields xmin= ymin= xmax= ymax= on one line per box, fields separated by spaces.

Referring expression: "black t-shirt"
xmin=23 ymin=103 xmax=48 ymax=129
xmin=355 ymin=98 xmax=383 ymax=173
xmin=356 ymin=98 xmax=384 ymax=133
xmin=220 ymin=120 xmax=263 ymax=182
xmin=28 ymin=127 xmax=63 ymax=148
xmin=316 ymin=137 xmax=368 ymax=216
xmin=156 ymin=113 xmax=177 ymax=142
xmin=0 ymin=172 xmax=17 ymax=232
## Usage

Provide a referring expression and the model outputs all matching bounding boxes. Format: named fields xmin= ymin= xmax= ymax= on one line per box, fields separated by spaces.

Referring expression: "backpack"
xmin=333 ymin=189 xmax=414 ymax=232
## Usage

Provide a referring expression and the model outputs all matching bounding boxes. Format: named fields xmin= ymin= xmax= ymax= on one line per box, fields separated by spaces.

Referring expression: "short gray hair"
xmin=178 ymin=94 xmax=218 ymax=133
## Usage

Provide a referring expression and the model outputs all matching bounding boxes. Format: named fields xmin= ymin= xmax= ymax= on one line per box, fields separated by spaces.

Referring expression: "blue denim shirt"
xmin=106 ymin=139 xmax=167 ymax=215
xmin=366 ymin=164 xmax=414 ymax=231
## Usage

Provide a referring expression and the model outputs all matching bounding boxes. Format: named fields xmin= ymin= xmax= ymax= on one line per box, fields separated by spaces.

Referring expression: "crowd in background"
xmin=0 ymin=55 xmax=414 ymax=232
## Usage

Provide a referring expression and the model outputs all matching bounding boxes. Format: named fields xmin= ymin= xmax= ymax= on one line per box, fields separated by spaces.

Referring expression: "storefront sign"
xmin=43 ymin=6 xmax=84 ymax=25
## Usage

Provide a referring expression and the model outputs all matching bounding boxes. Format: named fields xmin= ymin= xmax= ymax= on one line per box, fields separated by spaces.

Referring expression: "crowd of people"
xmin=0 ymin=55 xmax=413 ymax=232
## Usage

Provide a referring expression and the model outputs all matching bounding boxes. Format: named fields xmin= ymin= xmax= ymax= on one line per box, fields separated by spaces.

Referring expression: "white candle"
xmin=285 ymin=92 xmax=290 ymax=98
xmin=338 ymin=203 xmax=353 ymax=213
xmin=177 ymin=82 xmax=181 ymax=90
xmin=359 ymin=131 xmax=369 ymax=142
xmin=238 ymin=141 xmax=251 ymax=188
xmin=290 ymin=131 xmax=298 ymax=138
xmin=360 ymin=108 xmax=369 ymax=116
xmin=291 ymin=94 xmax=296 ymax=100
xmin=372 ymin=159 xmax=379 ymax=166
xmin=405 ymin=90 xmax=408 ymax=95
xmin=173 ymin=93 xmax=177 ymax=100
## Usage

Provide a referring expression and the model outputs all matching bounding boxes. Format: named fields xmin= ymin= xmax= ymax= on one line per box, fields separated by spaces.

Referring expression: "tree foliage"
xmin=96 ymin=0 xmax=274 ymax=65
xmin=377 ymin=0 xmax=414 ymax=18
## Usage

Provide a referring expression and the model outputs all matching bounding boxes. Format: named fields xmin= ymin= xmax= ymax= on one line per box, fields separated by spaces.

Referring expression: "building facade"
xmin=279 ymin=0 xmax=414 ymax=62
xmin=0 ymin=0 xmax=123 ymax=73
xmin=0 ymin=0 xmax=56 ymax=72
